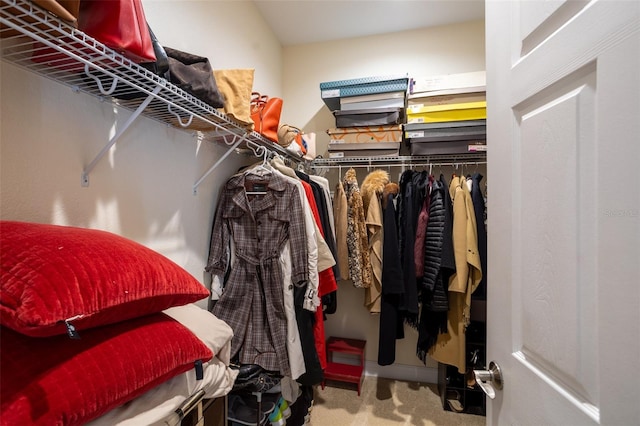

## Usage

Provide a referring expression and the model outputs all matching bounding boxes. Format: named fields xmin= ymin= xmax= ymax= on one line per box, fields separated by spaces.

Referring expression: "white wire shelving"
xmin=0 ymin=0 xmax=302 ymax=193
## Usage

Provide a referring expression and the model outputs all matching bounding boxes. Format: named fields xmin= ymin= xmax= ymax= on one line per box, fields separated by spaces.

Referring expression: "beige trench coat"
xmin=429 ymin=175 xmax=482 ymax=373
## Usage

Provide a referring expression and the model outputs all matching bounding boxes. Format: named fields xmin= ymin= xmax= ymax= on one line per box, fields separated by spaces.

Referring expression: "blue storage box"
xmin=320 ymin=74 xmax=409 ymax=111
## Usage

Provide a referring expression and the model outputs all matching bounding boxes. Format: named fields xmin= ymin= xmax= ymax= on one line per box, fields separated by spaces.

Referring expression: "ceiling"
xmin=252 ymin=0 xmax=486 ymax=46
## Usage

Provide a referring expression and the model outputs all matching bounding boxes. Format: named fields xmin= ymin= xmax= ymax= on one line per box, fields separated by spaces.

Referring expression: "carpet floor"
xmin=309 ymin=377 xmax=485 ymax=426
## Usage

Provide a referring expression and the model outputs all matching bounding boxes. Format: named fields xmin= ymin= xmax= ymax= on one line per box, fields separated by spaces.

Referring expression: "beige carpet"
xmin=309 ymin=377 xmax=485 ymax=426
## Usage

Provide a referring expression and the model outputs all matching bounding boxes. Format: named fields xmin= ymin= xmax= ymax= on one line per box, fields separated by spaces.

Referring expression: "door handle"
xmin=473 ymin=361 xmax=503 ymax=399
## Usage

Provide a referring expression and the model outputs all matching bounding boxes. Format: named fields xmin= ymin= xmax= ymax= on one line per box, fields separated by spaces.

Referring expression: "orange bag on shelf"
xmin=250 ymin=92 xmax=282 ymax=143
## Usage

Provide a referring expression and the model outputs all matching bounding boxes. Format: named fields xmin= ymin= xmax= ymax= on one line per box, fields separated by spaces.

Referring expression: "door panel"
xmin=487 ymin=0 xmax=639 ymax=424
xmin=519 ymin=0 xmax=590 ymax=56
xmin=514 ymin=65 xmax=599 ymax=419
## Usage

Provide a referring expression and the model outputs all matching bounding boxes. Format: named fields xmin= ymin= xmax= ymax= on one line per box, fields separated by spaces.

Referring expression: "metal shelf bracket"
xmin=192 ymin=133 xmax=249 ymax=195
xmin=81 ymin=85 xmax=163 ymax=187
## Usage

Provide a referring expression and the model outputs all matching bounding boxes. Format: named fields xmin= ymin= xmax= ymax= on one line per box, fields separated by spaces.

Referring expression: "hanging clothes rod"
xmin=310 ymin=154 xmax=486 ymax=170
xmin=310 ymin=154 xmax=485 ymax=167
xmin=311 ymin=161 xmax=486 ymax=169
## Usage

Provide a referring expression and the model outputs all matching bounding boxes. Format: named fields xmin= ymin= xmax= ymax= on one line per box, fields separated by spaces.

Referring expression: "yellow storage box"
xmin=407 ymin=101 xmax=487 ymax=124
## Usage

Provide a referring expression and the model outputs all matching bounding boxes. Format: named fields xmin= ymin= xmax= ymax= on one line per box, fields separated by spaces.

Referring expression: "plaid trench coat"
xmin=206 ymin=171 xmax=309 ymax=377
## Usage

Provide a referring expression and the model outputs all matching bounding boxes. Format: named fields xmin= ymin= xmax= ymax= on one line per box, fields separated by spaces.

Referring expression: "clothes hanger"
xmin=243 ymin=143 xmax=272 ymax=195
xmin=244 ymin=143 xmax=272 ymax=178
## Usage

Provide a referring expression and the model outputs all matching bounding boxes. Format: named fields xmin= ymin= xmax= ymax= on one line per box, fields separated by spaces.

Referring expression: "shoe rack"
xmin=437 ymin=298 xmax=487 ymax=416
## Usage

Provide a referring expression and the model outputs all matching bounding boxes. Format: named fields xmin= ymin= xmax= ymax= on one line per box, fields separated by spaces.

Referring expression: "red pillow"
xmin=0 ymin=313 xmax=213 ymax=426
xmin=0 ymin=221 xmax=209 ymax=337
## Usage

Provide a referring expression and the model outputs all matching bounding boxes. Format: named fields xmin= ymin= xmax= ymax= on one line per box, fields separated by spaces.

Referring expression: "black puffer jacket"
xmin=422 ymin=179 xmax=444 ymax=294
xmin=416 ymin=175 xmax=455 ymax=362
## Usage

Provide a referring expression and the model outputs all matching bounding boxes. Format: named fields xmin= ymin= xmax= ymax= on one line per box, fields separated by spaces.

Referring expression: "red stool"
xmin=321 ymin=337 xmax=366 ymax=396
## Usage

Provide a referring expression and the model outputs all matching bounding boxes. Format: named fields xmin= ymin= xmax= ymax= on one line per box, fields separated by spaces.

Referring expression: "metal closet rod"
xmin=312 ymin=160 xmax=487 ymax=169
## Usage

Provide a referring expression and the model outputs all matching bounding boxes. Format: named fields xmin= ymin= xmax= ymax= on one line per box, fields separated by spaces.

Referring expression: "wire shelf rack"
xmin=0 ymin=0 xmax=301 ymax=191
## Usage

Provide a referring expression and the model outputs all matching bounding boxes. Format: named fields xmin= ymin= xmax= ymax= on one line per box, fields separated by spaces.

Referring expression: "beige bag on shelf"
xmin=213 ymin=68 xmax=255 ymax=131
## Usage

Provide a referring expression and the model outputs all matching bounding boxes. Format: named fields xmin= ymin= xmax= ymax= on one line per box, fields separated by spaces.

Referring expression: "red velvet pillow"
xmin=0 ymin=221 xmax=209 ymax=337
xmin=0 ymin=313 xmax=213 ymax=426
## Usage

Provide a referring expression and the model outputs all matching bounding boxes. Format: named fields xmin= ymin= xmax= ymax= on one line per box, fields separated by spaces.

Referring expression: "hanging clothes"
xmin=360 ymin=169 xmax=390 ymax=313
xmin=297 ymin=170 xmax=340 ymax=316
xmin=270 ymin=158 xmax=337 ymax=378
xmin=414 ymin=183 xmax=430 ymax=279
xmin=206 ymin=171 xmax=309 ymax=378
xmin=310 ymin=175 xmax=336 ymax=238
xmin=286 ymin=174 xmax=327 ymax=387
xmin=343 ymin=168 xmax=372 ymax=289
xmin=377 ymin=182 xmax=404 ymax=366
xmin=397 ymin=170 xmax=421 ymax=328
xmin=470 ymin=172 xmax=487 ymax=300
xmin=292 ymin=169 xmax=339 ymax=372
xmin=269 ymin=166 xmax=322 ymax=387
xmin=333 ymin=180 xmax=350 ymax=281
xmin=310 ymin=174 xmax=340 ymax=280
xmin=207 ymin=161 xmax=317 ymax=400
xmin=272 ymin=158 xmax=334 ymax=279
xmin=417 ymin=174 xmax=453 ymax=362
xmin=429 ymin=175 xmax=482 ymax=374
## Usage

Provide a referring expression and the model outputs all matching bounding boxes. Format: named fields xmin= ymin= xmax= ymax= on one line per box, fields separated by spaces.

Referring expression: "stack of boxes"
xmin=405 ymin=71 xmax=487 ymax=155
xmin=319 ymin=75 xmax=409 ymax=158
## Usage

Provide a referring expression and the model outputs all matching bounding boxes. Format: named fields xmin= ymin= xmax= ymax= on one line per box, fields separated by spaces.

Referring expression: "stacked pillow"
xmin=0 ymin=220 xmax=212 ymax=425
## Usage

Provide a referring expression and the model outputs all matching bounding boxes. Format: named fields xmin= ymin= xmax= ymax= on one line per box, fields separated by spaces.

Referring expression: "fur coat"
xmin=360 ymin=170 xmax=390 ymax=313
xmin=343 ymin=168 xmax=372 ymax=289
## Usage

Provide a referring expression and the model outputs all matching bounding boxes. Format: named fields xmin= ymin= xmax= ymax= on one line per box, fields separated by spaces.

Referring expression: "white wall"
xmin=0 ymin=0 xmax=282 ymax=306
xmin=282 ymin=20 xmax=486 ymax=155
xmin=280 ymin=20 xmax=486 ymax=379
xmin=143 ymin=0 xmax=283 ymax=96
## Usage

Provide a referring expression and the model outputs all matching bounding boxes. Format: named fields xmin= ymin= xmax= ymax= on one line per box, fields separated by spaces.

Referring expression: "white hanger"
xmin=244 ymin=143 xmax=272 ymax=178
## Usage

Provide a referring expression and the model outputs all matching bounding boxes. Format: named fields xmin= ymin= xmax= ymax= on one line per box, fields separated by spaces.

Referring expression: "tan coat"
xmin=333 ymin=180 xmax=350 ymax=281
xmin=429 ymin=175 xmax=482 ymax=373
xmin=361 ymin=170 xmax=389 ymax=313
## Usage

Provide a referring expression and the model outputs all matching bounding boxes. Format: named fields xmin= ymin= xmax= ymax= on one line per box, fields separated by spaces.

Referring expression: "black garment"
xmin=322 ymin=291 xmax=337 ymax=317
xmin=438 ymin=173 xmax=456 ymax=310
xmin=417 ymin=177 xmax=452 ymax=362
xmin=293 ymin=284 xmax=323 ymax=386
xmin=286 ymin=385 xmax=314 ymax=426
xmin=378 ymin=192 xmax=404 ymax=366
xmin=398 ymin=171 xmax=419 ymax=328
xmin=422 ymin=179 xmax=445 ymax=294
xmin=470 ymin=173 xmax=487 ymax=300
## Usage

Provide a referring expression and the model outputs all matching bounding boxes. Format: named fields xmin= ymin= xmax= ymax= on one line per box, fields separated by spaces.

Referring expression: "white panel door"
xmin=486 ymin=0 xmax=639 ymax=425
